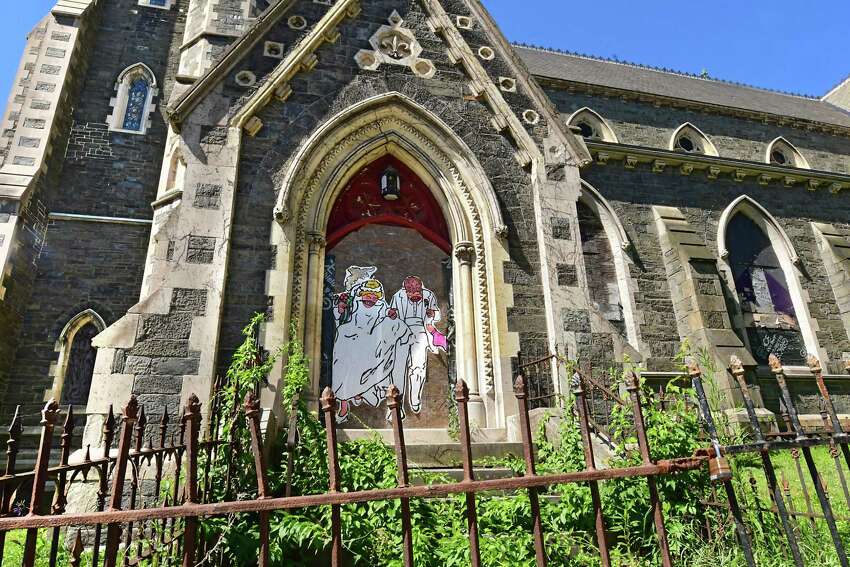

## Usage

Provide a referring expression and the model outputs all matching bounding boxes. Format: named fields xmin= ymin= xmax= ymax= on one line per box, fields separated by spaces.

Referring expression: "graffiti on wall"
xmin=331 ymin=265 xmax=446 ymax=423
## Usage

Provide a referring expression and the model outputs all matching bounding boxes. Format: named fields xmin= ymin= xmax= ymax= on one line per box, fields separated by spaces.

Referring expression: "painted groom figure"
xmin=388 ymin=276 xmax=444 ymax=414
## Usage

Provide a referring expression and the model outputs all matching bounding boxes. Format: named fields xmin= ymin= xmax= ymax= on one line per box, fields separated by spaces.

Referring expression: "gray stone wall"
xmin=215 ymin=0 xmax=553 ymax=382
xmin=0 ymin=0 xmax=186 ymax=422
xmin=546 ymin=89 xmax=850 ymax=173
xmin=582 ymin=161 xmax=850 ymax=374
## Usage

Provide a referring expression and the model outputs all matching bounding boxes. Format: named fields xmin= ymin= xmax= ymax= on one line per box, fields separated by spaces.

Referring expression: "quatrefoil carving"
xmin=355 ymin=11 xmax=436 ymax=79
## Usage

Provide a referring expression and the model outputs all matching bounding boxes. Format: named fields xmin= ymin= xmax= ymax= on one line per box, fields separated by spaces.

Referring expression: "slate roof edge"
xmin=515 ymin=43 xmax=822 ymax=101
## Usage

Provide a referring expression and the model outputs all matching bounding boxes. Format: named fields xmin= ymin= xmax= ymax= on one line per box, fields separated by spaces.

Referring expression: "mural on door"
xmin=320 ymin=155 xmax=453 ymax=428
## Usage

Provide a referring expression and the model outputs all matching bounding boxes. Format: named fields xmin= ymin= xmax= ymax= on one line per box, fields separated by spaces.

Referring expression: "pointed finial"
xmin=9 ymin=406 xmax=22 ymax=437
xmin=513 ymin=375 xmax=527 ymax=398
xmin=42 ymin=399 xmax=60 ymax=425
xmin=385 ymin=385 xmax=401 ymax=409
xmin=137 ymin=405 xmax=147 ymax=429
xmin=63 ymin=405 xmax=75 ymax=429
xmin=729 ymin=355 xmax=745 ymax=377
xmin=124 ymin=395 xmax=139 ymax=420
xmin=807 ymin=354 xmax=822 ymax=374
xmin=768 ymin=354 xmax=783 ymax=374
xmin=685 ymin=357 xmax=701 ymax=377
xmin=320 ymin=387 xmax=336 ymax=411
xmin=244 ymin=391 xmax=261 ymax=416
xmin=454 ymin=379 xmax=469 ymax=402
xmin=84 ymin=444 xmax=91 ymax=463
xmin=105 ymin=405 xmax=116 ymax=432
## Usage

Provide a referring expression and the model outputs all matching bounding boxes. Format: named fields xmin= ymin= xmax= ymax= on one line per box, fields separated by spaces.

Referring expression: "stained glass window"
xmin=150 ymin=0 xmax=168 ymax=5
xmin=122 ymin=77 xmax=149 ymax=131
xmin=727 ymin=212 xmax=806 ymax=365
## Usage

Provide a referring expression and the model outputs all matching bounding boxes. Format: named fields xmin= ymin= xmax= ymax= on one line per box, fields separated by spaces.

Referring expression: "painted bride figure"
xmin=332 ymin=277 xmax=412 ymax=423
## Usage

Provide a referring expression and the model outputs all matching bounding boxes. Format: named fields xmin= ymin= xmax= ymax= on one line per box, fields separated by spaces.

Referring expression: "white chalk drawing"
xmin=331 ymin=267 xmax=447 ymax=423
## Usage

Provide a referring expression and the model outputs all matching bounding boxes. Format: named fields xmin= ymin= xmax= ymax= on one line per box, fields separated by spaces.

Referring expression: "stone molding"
xmin=584 ymin=140 xmax=849 ymax=194
xmin=354 ymin=10 xmax=436 ymax=79
xmin=668 ymin=122 xmax=719 ymax=157
xmin=566 ymin=107 xmax=618 ymax=143
xmin=812 ymin=222 xmax=850 ymax=342
xmin=169 ymin=0 xmax=301 ymax=124
xmin=226 ymin=0 xmax=362 ymax=133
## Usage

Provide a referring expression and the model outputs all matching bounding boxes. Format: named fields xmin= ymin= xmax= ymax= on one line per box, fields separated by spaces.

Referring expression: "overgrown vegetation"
xmin=196 ymin=318 xmax=850 ymax=566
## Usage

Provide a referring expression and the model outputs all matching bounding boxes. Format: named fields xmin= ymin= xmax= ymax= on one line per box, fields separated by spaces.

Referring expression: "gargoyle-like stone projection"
xmin=320 ymin=156 xmax=452 ymax=429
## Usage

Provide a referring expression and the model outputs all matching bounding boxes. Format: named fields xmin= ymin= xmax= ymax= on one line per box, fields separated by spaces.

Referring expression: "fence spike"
xmin=771 ymin=356 xmax=849 ymax=566
xmin=22 ymin=399 xmax=60 ymax=567
xmin=245 ymin=391 xmax=271 ymax=567
xmin=626 ymin=373 xmax=672 ymax=567
xmin=454 ymin=379 xmax=481 ymax=567
xmin=515 ymin=375 xmax=548 ymax=566
xmin=726 ymin=356 xmax=803 ymax=565
xmin=182 ymin=394 xmax=202 ymax=567
xmin=387 ymin=385 xmax=414 ymax=567
xmin=104 ymin=395 xmax=139 ymax=567
xmin=320 ymin=387 xmax=343 ymax=567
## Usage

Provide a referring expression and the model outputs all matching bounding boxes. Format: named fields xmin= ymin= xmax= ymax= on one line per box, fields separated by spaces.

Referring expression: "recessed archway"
xmin=265 ymin=92 xmax=517 ymax=431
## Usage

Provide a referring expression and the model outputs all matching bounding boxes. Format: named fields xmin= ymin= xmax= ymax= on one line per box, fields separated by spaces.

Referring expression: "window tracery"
xmin=107 ymin=63 xmax=157 ymax=135
xmin=567 ymin=108 xmax=618 ymax=143
xmin=766 ymin=137 xmax=809 ymax=169
xmin=670 ymin=123 xmax=718 ymax=156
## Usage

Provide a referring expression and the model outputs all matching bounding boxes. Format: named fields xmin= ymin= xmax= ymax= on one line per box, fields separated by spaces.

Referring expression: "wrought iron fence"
xmin=0 ymin=354 xmax=848 ymax=565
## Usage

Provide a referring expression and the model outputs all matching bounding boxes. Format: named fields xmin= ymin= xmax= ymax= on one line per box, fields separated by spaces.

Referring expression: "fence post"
xmin=0 ymin=406 xmax=22 ymax=559
xmin=455 ymin=379 xmax=481 ymax=567
xmin=21 ymin=400 xmax=60 ymax=567
xmin=245 ymin=391 xmax=271 ymax=567
xmin=514 ymin=375 xmax=548 ymax=566
xmin=49 ymin=406 xmax=75 ymax=567
xmin=571 ymin=373 xmax=610 ymax=566
xmin=626 ymin=373 xmax=672 ymax=567
xmin=387 ymin=385 xmax=414 ymax=567
xmin=104 ymin=396 xmax=139 ymax=567
xmin=809 ymin=356 xmax=850 ymax=477
xmin=770 ymin=355 xmax=848 ymax=567
xmin=182 ymin=394 xmax=202 ymax=567
xmin=320 ymin=387 xmax=343 ymax=566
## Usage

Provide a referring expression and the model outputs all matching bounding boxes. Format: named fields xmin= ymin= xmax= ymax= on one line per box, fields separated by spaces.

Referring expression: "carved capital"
xmin=454 ymin=241 xmax=475 ymax=265
xmin=307 ymin=231 xmax=326 ymax=252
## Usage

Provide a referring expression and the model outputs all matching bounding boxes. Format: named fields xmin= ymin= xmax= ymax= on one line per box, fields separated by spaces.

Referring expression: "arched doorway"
xmin=62 ymin=323 xmax=99 ymax=406
xmin=320 ymin=156 xmax=454 ymax=428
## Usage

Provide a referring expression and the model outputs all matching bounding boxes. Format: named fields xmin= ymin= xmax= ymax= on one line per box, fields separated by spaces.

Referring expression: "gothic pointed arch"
xmin=266 ymin=92 xmax=515 ymax=429
xmin=107 ymin=63 xmax=158 ymax=134
xmin=567 ymin=107 xmax=619 ymax=143
xmin=766 ymin=137 xmax=810 ymax=169
xmin=669 ymin=122 xmax=718 ymax=156
xmin=717 ymin=195 xmax=820 ymax=365
xmin=578 ymin=181 xmax=640 ymax=347
xmin=49 ymin=309 xmax=106 ymax=406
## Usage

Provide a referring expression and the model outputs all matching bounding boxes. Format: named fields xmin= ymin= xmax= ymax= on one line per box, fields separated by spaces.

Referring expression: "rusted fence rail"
xmin=0 ymin=352 xmax=848 ymax=566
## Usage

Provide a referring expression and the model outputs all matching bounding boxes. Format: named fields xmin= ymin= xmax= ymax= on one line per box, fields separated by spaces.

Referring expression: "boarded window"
xmin=577 ymin=201 xmax=624 ymax=336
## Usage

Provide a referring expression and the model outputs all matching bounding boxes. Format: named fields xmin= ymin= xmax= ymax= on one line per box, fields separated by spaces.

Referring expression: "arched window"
xmin=670 ymin=123 xmax=718 ymax=156
xmin=567 ymin=107 xmax=619 ymax=143
xmin=107 ymin=63 xmax=157 ymax=135
xmin=50 ymin=309 xmax=106 ymax=407
xmin=577 ymin=182 xmax=640 ymax=347
xmin=766 ymin=137 xmax=809 ymax=169
xmin=718 ymin=197 xmax=817 ymax=365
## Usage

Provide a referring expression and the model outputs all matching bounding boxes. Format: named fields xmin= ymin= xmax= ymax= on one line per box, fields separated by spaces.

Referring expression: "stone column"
xmin=305 ymin=231 xmax=326 ymax=403
xmin=455 ymin=241 xmax=485 ymax=426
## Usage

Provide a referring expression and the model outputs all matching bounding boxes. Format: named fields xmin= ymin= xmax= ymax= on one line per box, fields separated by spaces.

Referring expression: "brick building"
xmin=1 ymin=0 xmax=849 ymax=450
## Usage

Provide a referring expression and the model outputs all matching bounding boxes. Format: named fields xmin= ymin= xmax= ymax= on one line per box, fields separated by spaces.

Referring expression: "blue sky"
xmin=2 ymin=1 xmax=848 ymax=106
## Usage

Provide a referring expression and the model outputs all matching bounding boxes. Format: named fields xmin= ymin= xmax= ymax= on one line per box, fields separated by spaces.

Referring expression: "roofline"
xmin=167 ymin=0 xmax=299 ymax=129
xmin=823 ymin=75 xmax=850 ymax=100
xmin=516 ymin=43 xmax=822 ymax=101
xmin=535 ymin=75 xmax=850 ymax=137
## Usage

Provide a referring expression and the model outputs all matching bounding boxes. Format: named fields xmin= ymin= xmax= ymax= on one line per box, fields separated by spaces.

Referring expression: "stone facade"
xmin=1 ymin=0 xmax=850 ymax=450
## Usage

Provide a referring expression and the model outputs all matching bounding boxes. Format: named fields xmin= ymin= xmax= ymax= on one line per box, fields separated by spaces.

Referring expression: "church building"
xmin=1 ymin=0 xmax=850 ymax=451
